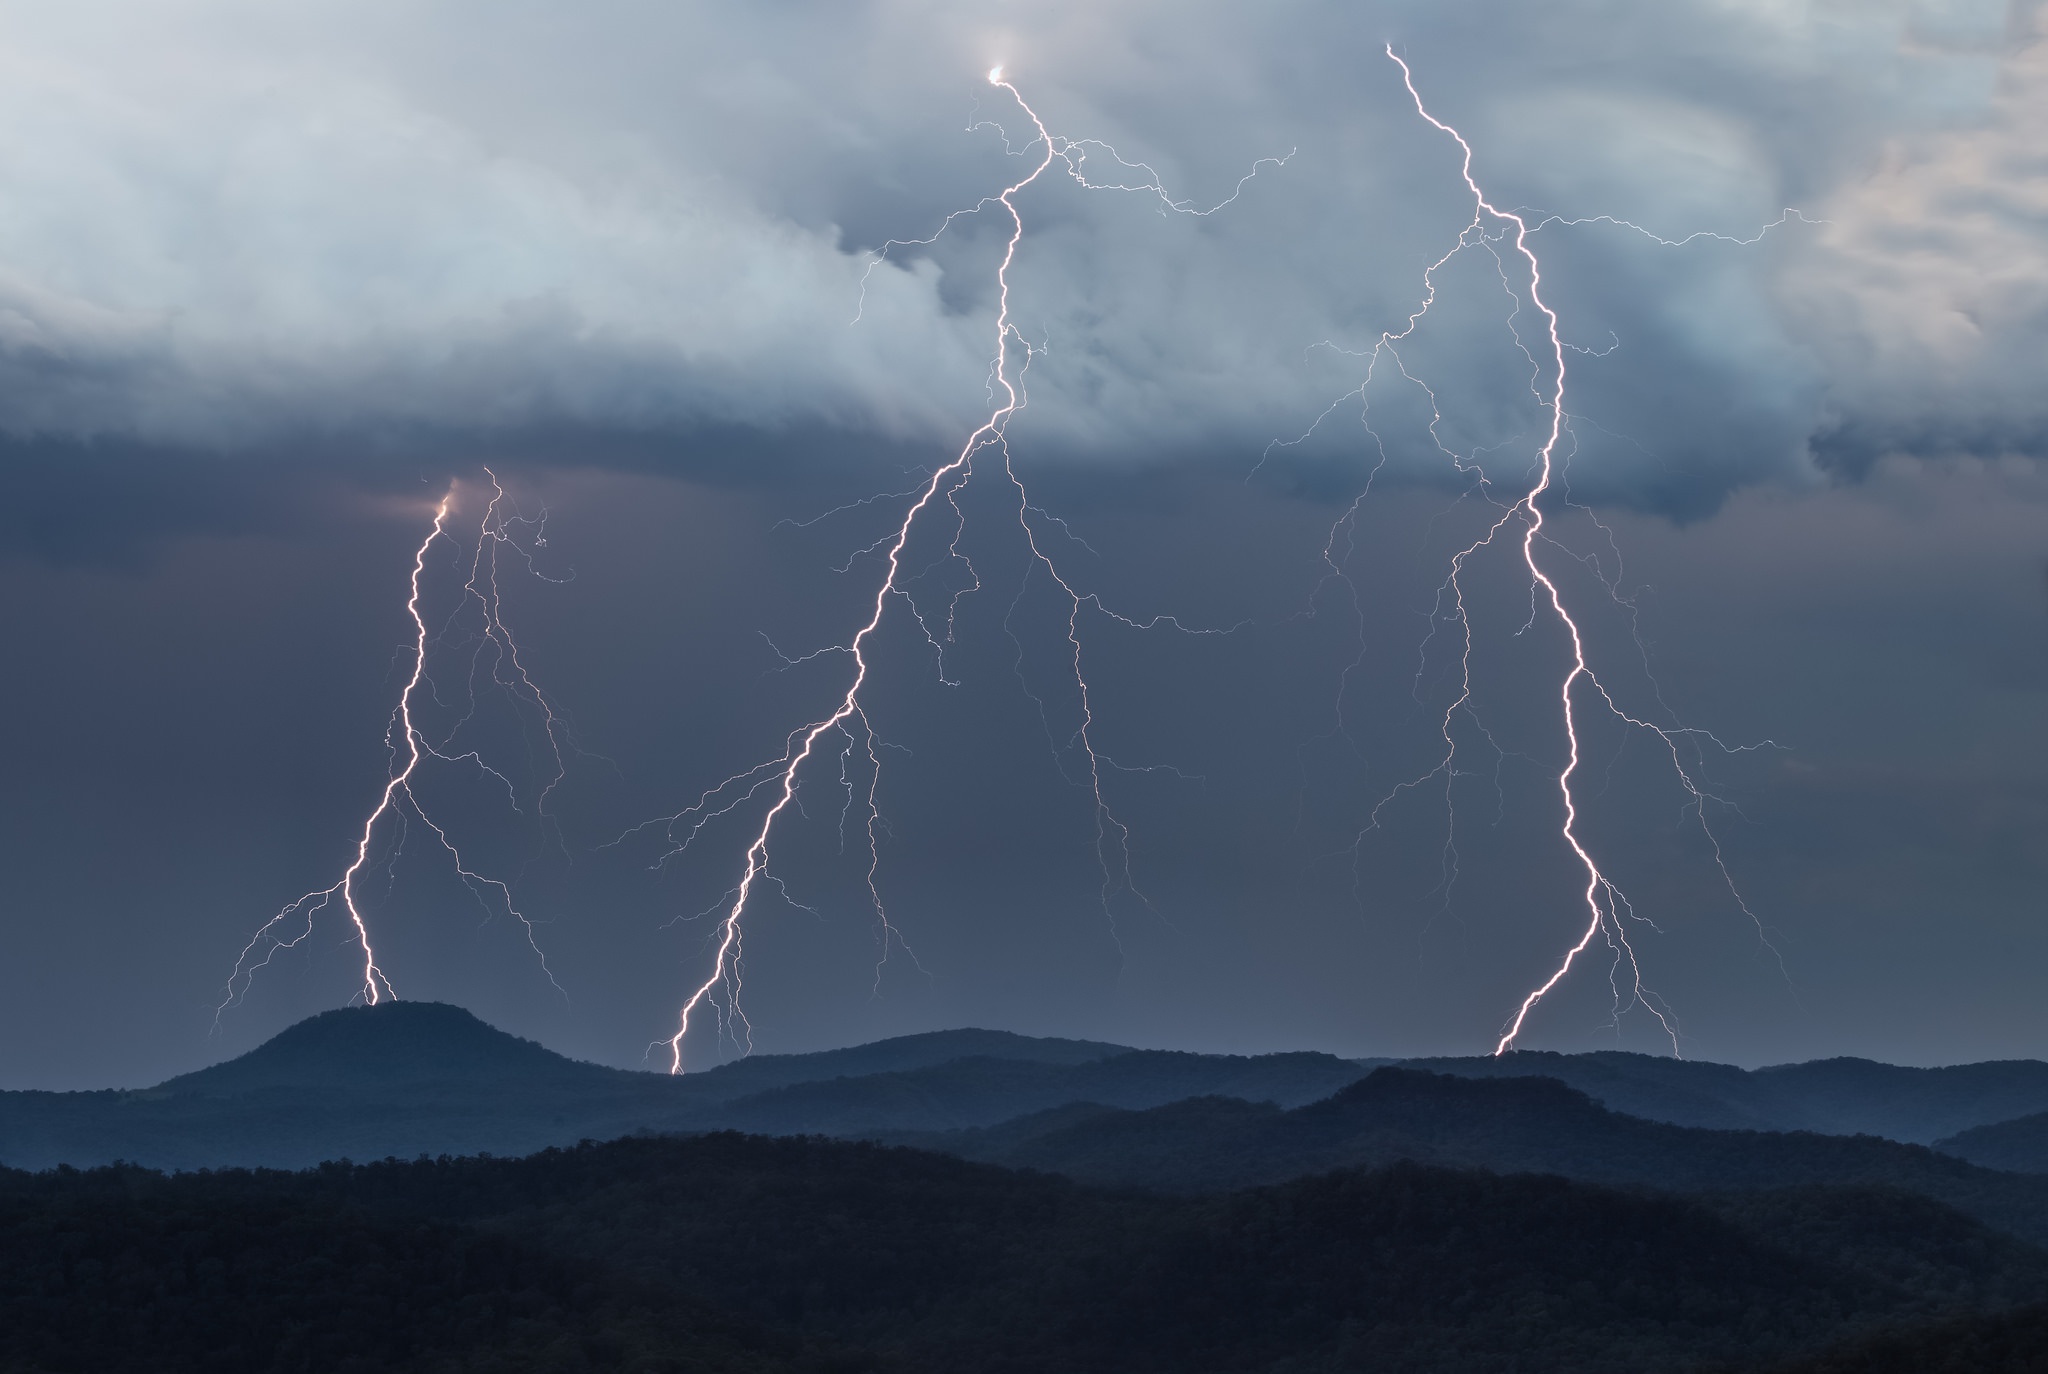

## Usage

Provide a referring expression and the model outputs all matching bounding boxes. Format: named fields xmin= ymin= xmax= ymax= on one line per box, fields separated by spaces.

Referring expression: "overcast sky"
xmin=1 ymin=0 xmax=2044 ymax=1087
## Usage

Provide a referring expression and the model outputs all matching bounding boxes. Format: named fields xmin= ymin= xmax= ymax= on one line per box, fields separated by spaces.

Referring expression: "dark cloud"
xmin=0 ymin=1 xmax=2038 ymax=513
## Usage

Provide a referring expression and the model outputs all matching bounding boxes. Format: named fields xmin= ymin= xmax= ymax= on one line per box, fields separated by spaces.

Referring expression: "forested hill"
xmin=0 ymin=1005 xmax=1362 ymax=1171
xmin=7 ymin=1131 xmax=2048 ymax=1373
xmin=13 ymin=1008 xmax=2048 ymax=1371
xmin=897 ymin=1067 xmax=2048 ymax=1247
xmin=1938 ymin=1109 xmax=2048 ymax=1173
xmin=11 ymin=1003 xmax=2048 ymax=1174
xmin=1406 ymin=1049 xmax=2048 ymax=1144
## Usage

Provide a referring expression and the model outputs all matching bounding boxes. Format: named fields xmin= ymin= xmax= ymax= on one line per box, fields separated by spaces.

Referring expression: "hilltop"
xmin=8 ymin=1003 xmax=2048 ymax=1191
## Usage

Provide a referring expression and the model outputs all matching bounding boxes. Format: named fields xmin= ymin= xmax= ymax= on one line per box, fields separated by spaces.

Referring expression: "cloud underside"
xmin=0 ymin=0 xmax=2041 ymax=510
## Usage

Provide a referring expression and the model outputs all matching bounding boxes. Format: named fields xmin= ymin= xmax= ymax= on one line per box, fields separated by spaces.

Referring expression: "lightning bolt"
xmin=218 ymin=471 xmax=571 ymax=1022
xmin=1303 ymin=48 xmax=1791 ymax=1056
xmin=643 ymin=69 xmax=1280 ymax=1073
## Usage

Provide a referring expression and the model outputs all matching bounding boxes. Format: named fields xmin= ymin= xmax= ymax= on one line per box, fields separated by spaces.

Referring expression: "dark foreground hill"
xmin=1765 ymin=1299 xmax=2048 ymax=1373
xmin=7 ymin=1132 xmax=2048 ymax=1374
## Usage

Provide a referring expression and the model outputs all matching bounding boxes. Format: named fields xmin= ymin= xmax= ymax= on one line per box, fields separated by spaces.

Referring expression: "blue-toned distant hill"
xmin=155 ymin=1001 xmax=632 ymax=1095
xmin=891 ymin=1067 xmax=2048 ymax=1247
xmin=11 ymin=1000 xmax=2048 ymax=1188
xmin=708 ymin=1049 xmax=1369 ymax=1136
xmin=1415 ymin=1049 xmax=2048 ymax=1144
xmin=12 ymin=1003 xmax=2048 ymax=1367
xmin=156 ymin=1003 xmax=1129 ymax=1102
xmin=1938 ymin=1110 xmax=2048 ymax=1174
xmin=13 ymin=1004 xmax=2048 ymax=1372
xmin=0 ymin=1003 xmax=1354 ymax=1171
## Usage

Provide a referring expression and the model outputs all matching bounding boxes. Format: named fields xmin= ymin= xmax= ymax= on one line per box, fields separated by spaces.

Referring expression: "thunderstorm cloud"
xmin=0 ymin=0 xmax=2039 ymax=507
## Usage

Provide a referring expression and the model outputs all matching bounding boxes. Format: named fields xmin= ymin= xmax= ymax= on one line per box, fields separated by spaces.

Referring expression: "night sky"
xmin=1 ymin=0 xmax=2044 ymax=1088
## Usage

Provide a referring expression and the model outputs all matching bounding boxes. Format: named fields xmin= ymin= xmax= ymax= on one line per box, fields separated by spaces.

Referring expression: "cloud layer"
xmin=0 ymin=0 xmax=2039 ymax=507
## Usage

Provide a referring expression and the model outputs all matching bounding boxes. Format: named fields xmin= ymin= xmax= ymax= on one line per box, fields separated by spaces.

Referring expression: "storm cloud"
xmin=0 ymin=0 xmax=2039 ymax=506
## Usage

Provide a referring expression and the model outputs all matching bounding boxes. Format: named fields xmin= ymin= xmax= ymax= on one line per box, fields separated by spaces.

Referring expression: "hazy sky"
xmin=1 ymin=0 xmax=2044 ymax=1087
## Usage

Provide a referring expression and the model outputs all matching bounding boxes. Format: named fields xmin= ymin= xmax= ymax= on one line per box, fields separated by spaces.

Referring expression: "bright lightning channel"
xmin=218 ymin=471 xmax=572 ymax=1021
xmin=1311 ymin=47 xmax=1792 ymax=1056
xmin=640 ymin=68 xmax=1282 ymax=1073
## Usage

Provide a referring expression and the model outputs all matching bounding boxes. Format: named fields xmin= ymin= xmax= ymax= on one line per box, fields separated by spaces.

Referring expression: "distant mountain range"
xmin=13 ymin=1002 xmax=2048 ymax=1371
xmin=1401 ymin=1047 xmax=2048 ymax=1144
xmin=7 ymin=1001 xmax=2048 ymax=1191
xmin=0 ymin=1004 xmax=1363 ymax=1171
xmin=1939 ymin=1109 xmax=2048 ymax=1173
xmin=891 ymin=1069 xmax=2048 ymax=1246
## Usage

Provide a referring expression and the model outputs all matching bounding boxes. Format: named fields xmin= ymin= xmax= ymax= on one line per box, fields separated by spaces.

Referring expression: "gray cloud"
xmin=0 ymin=0 xmax=2037 ymax=511
xmin=1788 ymin=4 xmax=2048 ymax=467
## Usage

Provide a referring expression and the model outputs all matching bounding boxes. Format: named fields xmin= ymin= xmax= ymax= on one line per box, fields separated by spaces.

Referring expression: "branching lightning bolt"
xmin=645 ymin=68 xmax=1279 ymax=1073
xmin=218 ymin=471 xmax=571 ymax=1022
xmin=1305 ymin=48 xmax=1792 ymax=1057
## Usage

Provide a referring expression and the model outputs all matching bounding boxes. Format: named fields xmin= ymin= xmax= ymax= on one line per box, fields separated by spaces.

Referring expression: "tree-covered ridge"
xmin=17 ymin=1004 xmax=2048 ymax=1174
xmin=5 ymin=1131 xmax=2048 ymax=1373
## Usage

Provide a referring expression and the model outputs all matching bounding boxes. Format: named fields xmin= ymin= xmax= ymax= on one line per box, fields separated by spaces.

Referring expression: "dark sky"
xmin=1 ymin=0 xmax=2044 ymax=1087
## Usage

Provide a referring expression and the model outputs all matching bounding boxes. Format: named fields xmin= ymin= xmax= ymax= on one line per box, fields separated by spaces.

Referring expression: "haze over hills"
xmin=0 ymin=1004 xmax=1359 ymax=1170
xmin=155 ymin=1002 xmax=635 ymax=1095
xmin=11 ymin=1002 xmax=2048 ymax=1185
xmin=158 ymin=1003 xmax=1128 ymax=1103
xmin=1939 ymin=1110 xmax=2048 ymax=1174
xmin=896 ymin=1069 xmax=2048 ymax=1247
xmin=1405 ymin=1050 xmax=2048 ymax=1145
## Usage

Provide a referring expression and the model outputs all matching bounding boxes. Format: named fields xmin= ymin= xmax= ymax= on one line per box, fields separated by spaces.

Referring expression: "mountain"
xmin=159 ymin=1003 xmax=1123 ymax=1103
xmin=12 ymin=1001 xmax=2048 ymax=1179
xmin=153 ymin=1002 xmax=633 ymax=1095
xmin=900 ymin=1068 xmax=2048 ymax=1247
xmin=1936 ymin=1110 xmax=2048 ymax=1174
xmin=1766 ymin=1298 xmax=2048 ymax=1373
xmin=1409 ymin=1050 xmax=2048 ymax=1144
xmin=673 ymin=1024 xmax=1129 ymax=1102
xmin=16 ymin=1007 xmax=2048 ymax=1369
xmin=0 ymin=1004 xmax=1344 ymax=1170
xmin=1755 ymin=1058 xmax=2048 ymax=1142
xmin=8 ymin=1131 xmax=2048 ymax=1374
xmin=711 ymin=1049 xmax=1368 ymax=1135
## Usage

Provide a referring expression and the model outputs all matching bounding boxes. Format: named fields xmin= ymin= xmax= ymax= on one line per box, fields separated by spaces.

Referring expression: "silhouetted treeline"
xmin=0 ymin=1166 xmax=805 ymax=1372
xmin=1765 ymin=1299 xmax=2048 ymax=1373
xmin=18 ymin=1005 xmax=2048 ymax=1174
xmin=5 ymin=1132 xmax=2048 ymax=1373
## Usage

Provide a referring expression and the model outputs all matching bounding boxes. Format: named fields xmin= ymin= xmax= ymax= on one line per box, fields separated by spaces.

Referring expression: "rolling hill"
xmin=8 ymin=1131 xmax=2048 ymax=1373
xmin=1408 ymin=1049 xmax=2048 ymax=1143
xmin=13 ymin=1002 xmax=2048 ymax=1199
xmin=1936 ymin=1110 xmax=2048 ymax=1174
xmin=0 ymin=1004 xmax=1358 ymax=1170
xmin=13 ymin=1005 xmax=2048 ymax=1370
xmin=894 ymin=1067 xmax=2048 ymax=1246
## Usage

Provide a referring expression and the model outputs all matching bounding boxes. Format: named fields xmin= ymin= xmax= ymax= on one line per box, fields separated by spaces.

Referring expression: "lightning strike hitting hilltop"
xmin=219 ymin=472 xmax=572 ymax=1020
xmin=642 ymin=70 xmax=1280 ymax=1073
xmin=1313 ymin=48 xmax=1787 ymax=1056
